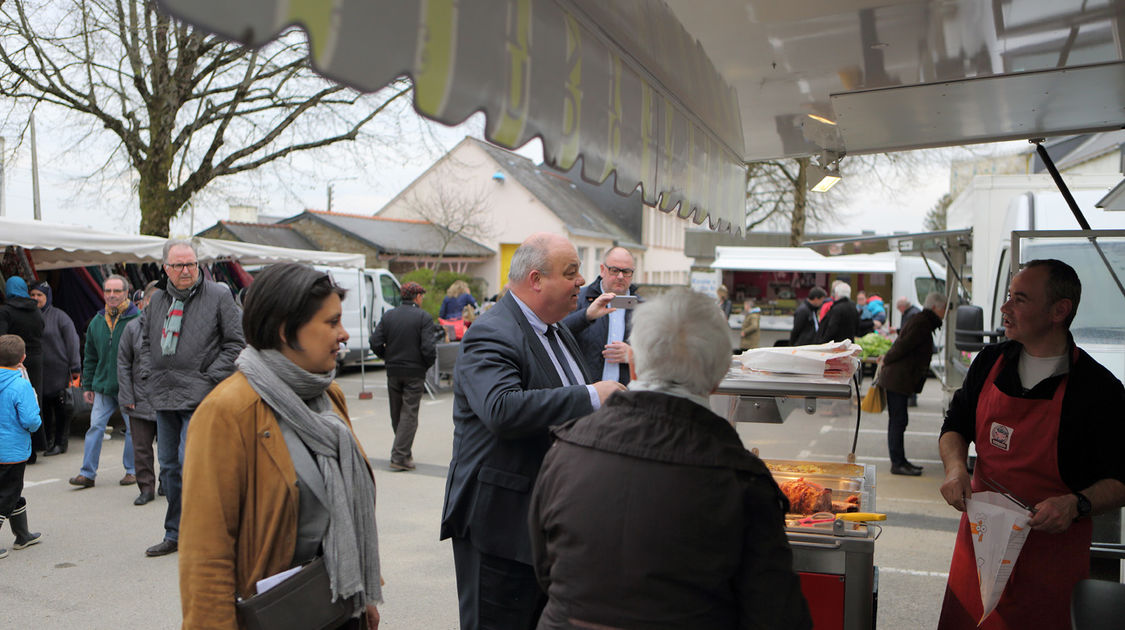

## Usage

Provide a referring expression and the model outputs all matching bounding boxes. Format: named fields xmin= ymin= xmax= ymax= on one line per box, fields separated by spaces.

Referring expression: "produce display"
xmin=855 ymin=332 xmax=893 ymax=359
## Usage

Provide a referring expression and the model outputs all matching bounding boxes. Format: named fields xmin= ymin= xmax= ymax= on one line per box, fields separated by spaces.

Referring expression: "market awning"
xmin=154 ymin=0 xmax=748 ymax=234
xmin=711 ymin=246 xmax=897 ymax=274
xmin=0 ymin=217 xmax=366 ymax=270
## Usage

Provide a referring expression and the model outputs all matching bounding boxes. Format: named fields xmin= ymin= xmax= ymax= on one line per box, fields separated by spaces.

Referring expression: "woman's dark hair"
xmin=242 ymin=263 xmax=347 ymax=351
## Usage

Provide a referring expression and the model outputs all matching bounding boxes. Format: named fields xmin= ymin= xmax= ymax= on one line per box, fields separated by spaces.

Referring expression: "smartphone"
xmin=609 ymin=295 xmax=639 ymax=309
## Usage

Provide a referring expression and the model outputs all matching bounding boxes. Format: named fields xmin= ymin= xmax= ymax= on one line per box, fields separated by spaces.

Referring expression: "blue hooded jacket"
xmin=0 ymin=366 xmax=41 ymax=463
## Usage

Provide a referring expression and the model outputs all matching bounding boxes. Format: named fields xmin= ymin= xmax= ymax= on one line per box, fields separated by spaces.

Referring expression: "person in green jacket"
xmin=69 ymin=275 xmax=139 ymax=489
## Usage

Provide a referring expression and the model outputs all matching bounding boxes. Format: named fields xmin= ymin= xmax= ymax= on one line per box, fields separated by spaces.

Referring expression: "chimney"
xmin=229 ymin=204 xmax=258 ymax=222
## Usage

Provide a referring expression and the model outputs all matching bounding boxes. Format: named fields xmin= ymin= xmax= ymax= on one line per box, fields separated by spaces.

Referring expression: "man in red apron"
xmin=937 ymin=259 xmax=1125 ymax=629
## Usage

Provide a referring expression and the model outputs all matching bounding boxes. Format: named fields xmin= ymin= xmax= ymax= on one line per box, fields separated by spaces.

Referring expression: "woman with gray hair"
xmin=529 ymin=288 xmax=811 ymax=630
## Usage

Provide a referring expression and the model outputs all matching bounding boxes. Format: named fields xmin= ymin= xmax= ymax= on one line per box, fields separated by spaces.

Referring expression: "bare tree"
xmin=401 ymin=163 xmax=495 ymax=284
xmin=0 ymin=0 xmax=411 ymax=236
xmin=924 ymin=193 xmax=952 ymax=231
xmin=745 ymin=157 xmax=846 ymax=246
xmin=745 ymin=148 xmax=955 ymax=243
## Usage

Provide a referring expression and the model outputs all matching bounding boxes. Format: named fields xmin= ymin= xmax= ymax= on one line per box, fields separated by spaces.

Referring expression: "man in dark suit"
xmin=562 ymin=246 xmax=639 ymax=384
xmin=441 ymin=233 xmax=626 ymax=630
xmin=789 ymin=286 xmax=827 ymax=346
xmin=818 ymin=282 xmax=860 ymax=343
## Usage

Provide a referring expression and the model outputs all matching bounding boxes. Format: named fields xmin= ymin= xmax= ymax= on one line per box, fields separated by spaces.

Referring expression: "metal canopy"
xmin=155 ymin=0 xmax=748 ymax=234
xmin=664 ymin=0 xmax=1125 ymax=161
xmin=803 ymin=229 xmax=974 ymax=256
xmin=154 ymin=0 xmax=1125 ymax=234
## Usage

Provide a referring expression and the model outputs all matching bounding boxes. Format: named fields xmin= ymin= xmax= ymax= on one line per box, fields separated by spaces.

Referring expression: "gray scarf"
xmin=236 ymin=347 xmax=382 ymax=610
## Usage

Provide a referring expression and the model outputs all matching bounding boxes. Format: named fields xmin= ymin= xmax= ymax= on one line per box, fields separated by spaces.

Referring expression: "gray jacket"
xmin=117 ymin=318 xmax=153 ymax=420
xmin=140 ymin=280 xmax=245 ymax=411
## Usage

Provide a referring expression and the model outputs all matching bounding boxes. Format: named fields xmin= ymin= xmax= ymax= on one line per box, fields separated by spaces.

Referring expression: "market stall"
xmin=711 ymin=344 xmax=878 ymax=630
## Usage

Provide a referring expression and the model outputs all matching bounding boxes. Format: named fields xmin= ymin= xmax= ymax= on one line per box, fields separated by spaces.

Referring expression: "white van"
xmin=315 ymin=266 xmax=402 ymax=366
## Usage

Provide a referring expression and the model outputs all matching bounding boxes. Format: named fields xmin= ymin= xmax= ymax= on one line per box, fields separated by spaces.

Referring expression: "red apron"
xmin=937 ymin=353 xmax=1091 ymax=630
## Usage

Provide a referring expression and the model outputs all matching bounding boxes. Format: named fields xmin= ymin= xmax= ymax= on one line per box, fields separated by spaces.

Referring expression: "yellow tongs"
xmin=835 ymin=512 xmax=886 ymax=522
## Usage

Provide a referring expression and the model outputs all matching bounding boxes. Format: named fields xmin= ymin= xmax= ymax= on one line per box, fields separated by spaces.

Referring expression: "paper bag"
xmin=860 ymin=385 xmax=885 ymax=414
xmin=739 ymin=341 xmax=862 ymax=378
xmin=965 ymin=492 xmax=1032 ymax=624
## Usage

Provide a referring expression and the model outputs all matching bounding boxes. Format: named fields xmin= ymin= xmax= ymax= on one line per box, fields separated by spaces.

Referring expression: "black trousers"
xmin=387 ymin=375 xmax=424 ymax=464
xmin=0 ymin=462 xmax=26 ymax=517
xmin=886 ymin=390 xmax=911 ymax=467
xmin=41 ymin=388 xmax=73 ymax=450
xmin=452 ymin=537 xmax=545 ymax=630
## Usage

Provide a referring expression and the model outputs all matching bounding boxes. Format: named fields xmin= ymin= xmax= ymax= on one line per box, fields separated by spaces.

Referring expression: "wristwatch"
xmin=1074 ymin=492 xmax=1092 ymax=521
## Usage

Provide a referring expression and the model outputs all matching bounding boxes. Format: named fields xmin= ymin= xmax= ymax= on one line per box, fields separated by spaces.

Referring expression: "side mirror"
xmin=954 ymin=305 xmax=985 ymax=352
xmin=953 ymin=305 xmax=1008 ymax=351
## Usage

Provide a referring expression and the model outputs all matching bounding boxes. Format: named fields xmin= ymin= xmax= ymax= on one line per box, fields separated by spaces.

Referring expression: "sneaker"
xmin=119 ymin=474 xmax=137 ymax=486
xmin=145 ymin=539 xmax=178 ymax=557
xmin=68 ymin=475 xmax=95 ymax=488
xmin=0 ymin=546 xmax=7 ymax=559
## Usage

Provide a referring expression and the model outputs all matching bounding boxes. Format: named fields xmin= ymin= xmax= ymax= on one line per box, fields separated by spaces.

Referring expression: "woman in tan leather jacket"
xmin=179 ymin=264 xmax=381 ymax=629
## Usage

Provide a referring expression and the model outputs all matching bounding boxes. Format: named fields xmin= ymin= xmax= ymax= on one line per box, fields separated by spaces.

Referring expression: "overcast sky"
xmin=0 ymin=105 xmax=1018 ymax=240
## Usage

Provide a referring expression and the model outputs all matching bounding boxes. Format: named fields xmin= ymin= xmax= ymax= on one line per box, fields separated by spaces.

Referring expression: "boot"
xmin=0 ymin=516 xmax=8 ymax=559
xmin=10 ymin=498 xmax=42 ymax=550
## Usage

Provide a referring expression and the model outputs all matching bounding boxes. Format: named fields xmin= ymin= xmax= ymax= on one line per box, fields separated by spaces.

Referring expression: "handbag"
xmin=235 ymin=556 xmax=356 ymax=630
xmin=235 ymin=421 xmax=358 ymax=630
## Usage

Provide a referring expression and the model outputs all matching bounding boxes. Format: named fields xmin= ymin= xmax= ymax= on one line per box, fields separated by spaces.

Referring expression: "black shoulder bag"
xmin=235 ymin=421 xmax=359 ymax=630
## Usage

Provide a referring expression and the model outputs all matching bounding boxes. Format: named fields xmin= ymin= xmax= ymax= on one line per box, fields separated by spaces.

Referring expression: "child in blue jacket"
xmin=0 ymin=334 xmax=43 ymax=558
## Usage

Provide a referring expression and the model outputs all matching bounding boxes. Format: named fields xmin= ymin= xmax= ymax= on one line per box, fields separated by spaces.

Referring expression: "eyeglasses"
xmin=165 ymin=262 xmax=199 ymax=272
xmin=604 ymin=266 xmax=635 ymax=278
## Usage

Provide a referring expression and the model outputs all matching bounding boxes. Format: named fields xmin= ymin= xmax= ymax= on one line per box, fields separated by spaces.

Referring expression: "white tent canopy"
xmin=0 ymin=217 xmax=365 ymax=270
xmin=711 ymin=246 xmax=897 ymax=274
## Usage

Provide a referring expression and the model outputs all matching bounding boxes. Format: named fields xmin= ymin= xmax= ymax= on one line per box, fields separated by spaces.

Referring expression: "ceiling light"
xmin=807 ymin=113 xmax=836 ymax=126
xmin=808 ymin=150 xmax=843 ymax=193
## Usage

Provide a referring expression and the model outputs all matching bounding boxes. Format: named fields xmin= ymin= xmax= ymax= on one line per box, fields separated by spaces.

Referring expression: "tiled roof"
xmin=470 ymin=139 xmax=643 ymax=248
xmin=288 ymin=211 xmax=494 ymax=257
xmin=209 ymin=221 xmax=320 ymax=250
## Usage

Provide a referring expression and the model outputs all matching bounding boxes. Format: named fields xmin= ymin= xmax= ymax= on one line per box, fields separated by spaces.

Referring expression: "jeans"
xmin=155 ymin=409 xmax=192 ymax=542
xmin=388 ymin=375 xmax=424 ymax=464
xmin=79 ymin=393 xmax=134 ymax=479
xmin=886 ymin=390 xmax=910 ymax=467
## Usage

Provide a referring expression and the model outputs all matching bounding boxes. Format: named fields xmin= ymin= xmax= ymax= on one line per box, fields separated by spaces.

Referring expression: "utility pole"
xmin=0 ymin=136 xmax=6 ymax=217
xmin=30 ymin=112 xmax=41 ymax=220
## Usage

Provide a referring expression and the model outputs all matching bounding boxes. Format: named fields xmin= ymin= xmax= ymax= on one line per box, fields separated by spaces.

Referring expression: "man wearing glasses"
xmin=69 ymin=275 xmax=139 ymax=489
xmin=562 ymin=247 xmax=640 ymax=385
xmin=139 ymin=240 xmax=244 ymax=557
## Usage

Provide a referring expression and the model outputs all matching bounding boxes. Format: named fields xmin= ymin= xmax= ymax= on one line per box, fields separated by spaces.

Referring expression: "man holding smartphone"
xmin=562 ymin=247 xmax=640 ymax=385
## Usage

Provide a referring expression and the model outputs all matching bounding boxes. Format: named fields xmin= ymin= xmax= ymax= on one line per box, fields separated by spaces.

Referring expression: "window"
xmin=577 ymin=246 xmax=588 ymax=278
xmin=380 ymin=275 xmax=401 ymax=308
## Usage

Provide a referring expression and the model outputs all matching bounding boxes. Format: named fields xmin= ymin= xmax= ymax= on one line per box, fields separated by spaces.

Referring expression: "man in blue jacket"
xmin=561 ymin=247 xmax=639 ymax=384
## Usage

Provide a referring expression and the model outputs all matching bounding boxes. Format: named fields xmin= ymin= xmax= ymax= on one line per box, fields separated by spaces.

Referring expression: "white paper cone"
xmin=965 ymin=492 xmax=1032 ymax=625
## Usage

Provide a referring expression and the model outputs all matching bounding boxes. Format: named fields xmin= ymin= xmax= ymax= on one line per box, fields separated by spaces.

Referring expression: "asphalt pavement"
xmin=2 ymin=366 xmax=958 ymax=629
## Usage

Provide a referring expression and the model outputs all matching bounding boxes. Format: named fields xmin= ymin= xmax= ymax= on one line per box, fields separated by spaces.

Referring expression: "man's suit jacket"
xmin=441 ymin=292 xmax=594 ymax=565
xmin=561 ymin=276 xmax=639 ymax=384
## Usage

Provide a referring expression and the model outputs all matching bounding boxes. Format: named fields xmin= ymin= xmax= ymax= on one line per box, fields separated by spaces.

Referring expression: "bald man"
xmin=441 ymin=233 xmax=624 ymax=630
